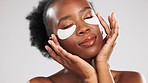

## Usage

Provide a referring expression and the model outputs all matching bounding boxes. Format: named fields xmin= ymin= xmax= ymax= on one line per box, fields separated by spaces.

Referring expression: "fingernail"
xmin=48 ymin=40 xmax=51 ymax=44
xmin=114 ymin=13 xmax=117 ymax=20
xmin=49 ymin=34 xmax=53 ymax=40
xmin=45 ymin=45 xmax=48 ymax=50
xmin=96 ymin=12 xmax=100 ymax=16
xmin=49 ymin=36 xmax=52 ymax=40
xmin=51 ymin=34 xmax=54 ymax=38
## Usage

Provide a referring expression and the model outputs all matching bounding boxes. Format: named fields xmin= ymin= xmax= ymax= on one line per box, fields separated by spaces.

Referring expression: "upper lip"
xmin=79 ymin=35 xmax=96 ymax=46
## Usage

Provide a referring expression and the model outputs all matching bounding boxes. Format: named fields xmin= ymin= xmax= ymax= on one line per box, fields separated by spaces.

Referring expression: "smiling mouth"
xmin=79 ymin=36 xmax=97 ymax=47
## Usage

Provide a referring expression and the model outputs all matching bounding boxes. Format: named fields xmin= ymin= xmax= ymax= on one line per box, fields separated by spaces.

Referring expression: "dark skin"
xmin=29 ymin=0 xmax=144 ymax=83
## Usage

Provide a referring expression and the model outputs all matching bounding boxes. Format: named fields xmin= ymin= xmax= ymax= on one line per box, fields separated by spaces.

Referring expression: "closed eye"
xmin=63 ymin=24 xmax=74 ymax=29
xmin=85 ymin=16 xmax=93 ymax=19
xmin=84 ymin=15 xmax=99 ymax=25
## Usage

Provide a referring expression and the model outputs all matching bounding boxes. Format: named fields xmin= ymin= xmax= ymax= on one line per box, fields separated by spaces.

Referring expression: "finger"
xmin=111 ymin=12 xmax=116 ymax=29
xmin=97 ymin=19 xmax=118 ymax=62
xmin=56 ymin=46 xmax=71 ymax=66
xmin=108 ymin=12 xmax=115 ymax=31
xmin=110 ymin=21 xmax=119 ymax=43
xmin=108 ymin=12 xmax=118 ymax=38
xmin=108 ymin=15 xmax=113 ymax=30
xmin=48 ymin=40 xmax=59 ymax=52
xmin=105 ymin=21 xmax=118 ymax=47
xmin=96 ymin=13 xmax=111 ymax=35
xmin=48 ymin=40 xmax=65 ymax=56
xmin=58 ymin=45 xmax=79 ymax=64
xmin=45 ymin=45 xmax=62 ymax=64
xmin=110 ymin=12 xmax=118 ymax=38
xmin=108 ymin=15 xmax=111 ymax=27
xmin=111 ymin=12 xmax=116 ymax=21
xmin=103 ymin=13 xmax=117 ymax=43
xmin=48 ymin=40 xmax=64 ymax=60
xmin=98 ymin=30 xmax=117 ymax=58
xmin=100 ymin=40 xmax=116 ymax=60
xmin=49 ymin=40 xmax=71 ymax=66
xmin=47 ymin=40 xmax=69 ymax=66
xmin=110 ymin=20 xmax=116 ymax=36
xmin=102 ymin=21 xmax=118 ymax=54
xmin=51 ymin=34 xmax=60 ymax=45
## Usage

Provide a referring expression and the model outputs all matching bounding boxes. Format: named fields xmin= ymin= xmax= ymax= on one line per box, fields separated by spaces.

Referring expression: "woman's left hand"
xmin=96 ymin=12 xmax=119 ymax=63
xmin=94 ymin=12 xmax=119 ymax=83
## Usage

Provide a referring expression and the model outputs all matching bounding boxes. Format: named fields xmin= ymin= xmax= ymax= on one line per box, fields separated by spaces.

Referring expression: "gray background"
xmin=0 ymin=0 xmax=147 ymax=83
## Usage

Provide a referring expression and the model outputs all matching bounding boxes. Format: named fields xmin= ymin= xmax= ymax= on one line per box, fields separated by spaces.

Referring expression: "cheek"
xmin=59 ymin=37 xmax=76 ymax=53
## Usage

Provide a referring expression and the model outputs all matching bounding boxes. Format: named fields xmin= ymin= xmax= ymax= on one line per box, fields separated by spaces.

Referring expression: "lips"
xmin=79 ymin=35 xmax=96 ymax=47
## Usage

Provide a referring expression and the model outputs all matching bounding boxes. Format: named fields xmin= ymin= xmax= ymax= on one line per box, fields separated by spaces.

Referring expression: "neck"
xmin=84 ymin=57 xmax=95 ymax=67
xmin=63 ymin=57 xmax=96 ymax=82
xmin=64 ymin=57 xmax=95 ymax=74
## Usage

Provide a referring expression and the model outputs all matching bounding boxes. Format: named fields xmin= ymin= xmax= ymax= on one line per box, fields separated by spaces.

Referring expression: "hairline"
xmin=43 ymin=0 xmax=57 ymax=36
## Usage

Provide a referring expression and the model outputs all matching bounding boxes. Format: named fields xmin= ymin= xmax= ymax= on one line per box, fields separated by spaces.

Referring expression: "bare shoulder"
xmin=28 ymin=69 xmax=66 ymax=83
xmin=28 ymin=77 xmax=53 ymax=83
xmin=113 ymin=70 xmax=145 ymax=83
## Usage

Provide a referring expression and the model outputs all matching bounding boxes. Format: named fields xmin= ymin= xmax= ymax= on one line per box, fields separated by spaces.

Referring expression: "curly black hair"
xmin=26 ymin=0 xmax=56 ymax=58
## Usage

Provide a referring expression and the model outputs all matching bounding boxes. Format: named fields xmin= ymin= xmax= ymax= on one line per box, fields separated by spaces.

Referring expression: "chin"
xmin=79 ymin=47 xmax=101 ymax=59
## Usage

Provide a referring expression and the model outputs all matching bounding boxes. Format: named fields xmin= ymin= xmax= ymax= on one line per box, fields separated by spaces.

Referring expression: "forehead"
xmin=56 ymin=0 xmax=89 ymax=9
xmin=45 ymin=0 xmax=91 ymax=29
xmin=56 ymin=0 xmax=90 ymax=16
xmin=46 ymin=0 xmax=90 ymax=19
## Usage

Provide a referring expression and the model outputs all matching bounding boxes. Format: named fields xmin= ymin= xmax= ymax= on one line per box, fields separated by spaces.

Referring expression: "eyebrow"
xmin=58 ymin=6 xmax=92 ymax=26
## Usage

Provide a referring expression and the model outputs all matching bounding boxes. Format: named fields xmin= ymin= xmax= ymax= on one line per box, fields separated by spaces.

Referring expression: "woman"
xmin=26 ymin=0 xmax=144 ymax=83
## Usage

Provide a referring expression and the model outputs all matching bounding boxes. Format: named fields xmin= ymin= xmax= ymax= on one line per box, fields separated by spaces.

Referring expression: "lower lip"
xmin=80 ymin=37 xmax=96 ymax=47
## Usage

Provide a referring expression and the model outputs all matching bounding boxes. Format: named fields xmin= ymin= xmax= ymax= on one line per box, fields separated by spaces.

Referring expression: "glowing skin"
xmin=57 ymin=25 xmax=76 ymax=40
xmin=57 ymin=10 xmax=106 ymax=40
xmin=46 ymin=5 xmax=105 ymax=40
xmin=46 ymin=8 xmax=54 ymax=17
xmin=84 ymin=10 xmax=106 ymax=39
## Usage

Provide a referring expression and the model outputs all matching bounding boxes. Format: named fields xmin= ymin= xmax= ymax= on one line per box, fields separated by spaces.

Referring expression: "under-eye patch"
xmin=57 ymin=25 xmax=76 ymax=40
xmin=84 ymin=11 xmax=99 ymax=25
xmin=84 ymin=10 xmax=106 ymax=39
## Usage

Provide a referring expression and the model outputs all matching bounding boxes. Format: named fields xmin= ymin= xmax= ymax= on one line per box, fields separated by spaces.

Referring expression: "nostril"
xmin=79 ymin=32 xmax=84 ymax=34
xmin=78 ymin=29 xmax=90 ymax=35
xmin=86 ymin=29 xmax=90 ymax=32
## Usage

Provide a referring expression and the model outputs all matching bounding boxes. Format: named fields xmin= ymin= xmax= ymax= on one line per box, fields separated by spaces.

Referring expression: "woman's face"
xmin=47 ymin=0 xmax=103 ymax=59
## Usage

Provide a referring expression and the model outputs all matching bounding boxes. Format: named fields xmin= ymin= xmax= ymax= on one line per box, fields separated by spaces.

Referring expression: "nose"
xmin=77 ymin=24 xmax=90 ymax=35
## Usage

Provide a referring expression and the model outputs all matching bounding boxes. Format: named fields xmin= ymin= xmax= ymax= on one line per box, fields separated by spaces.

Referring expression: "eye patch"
xmin=57 ymin=10 xmax=106 ymax=40
xmin=57 ymin=25 xmax=76 ymax=40
xmin=84 ymin=10 xmax=106 ymax=39
xmin=84 ymin=11 xmax=99 ymax=25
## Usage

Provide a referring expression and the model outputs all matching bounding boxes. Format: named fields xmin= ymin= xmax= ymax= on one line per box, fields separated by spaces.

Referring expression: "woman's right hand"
xmin=45 ymin=34 xmax=97 ymax=83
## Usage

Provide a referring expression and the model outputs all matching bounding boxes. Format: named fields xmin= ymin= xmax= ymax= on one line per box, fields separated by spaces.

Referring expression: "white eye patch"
xmin=84 ymin=10 xmax=106 ymax=39
xmin=57 ymin=25 xmax=76 ymax=40
xmin=57 ymin=10 xmax=106 ymax=40
xmin=84 ymin=11 xmax=99 ymax=25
